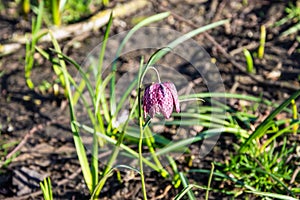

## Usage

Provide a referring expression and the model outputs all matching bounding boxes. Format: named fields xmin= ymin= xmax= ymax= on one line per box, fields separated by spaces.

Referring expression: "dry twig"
xmin=0 ymin=0 xmax=149 ymax=56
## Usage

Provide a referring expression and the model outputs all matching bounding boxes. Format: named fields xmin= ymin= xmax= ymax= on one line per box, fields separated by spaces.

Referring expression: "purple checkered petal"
xmin=156 ymin=83 xmax=173 ymax=119
xmin=143 ymin=84 xmax=157 ymax=118
xmin=143 ymin=81 xmax=180 ymax=119
xmin=162 ymin=82 xmax=180 ymax=113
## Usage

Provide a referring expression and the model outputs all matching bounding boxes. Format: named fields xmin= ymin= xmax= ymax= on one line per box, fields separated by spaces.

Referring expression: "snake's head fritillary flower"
xmin=143 ymin=81 xmax=180 ymax=119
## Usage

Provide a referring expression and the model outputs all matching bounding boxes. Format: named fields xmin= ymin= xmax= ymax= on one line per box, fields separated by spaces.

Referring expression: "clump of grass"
xmin=21 ymin=0 xmax=109 ymax=26
xmin=25 ymin=0 xmax=45 ymax=89
xmin=40 ymin=177 xmax=53 ymax=200
xmin=275 ymin=2 xmax=300 ymax=37
xmin=188 ymin=91 xmax=300 ymax=199
xmin=24 ymin=0 xmax=106 ymax=89
xmin=28 ymin=9 xmax=228 ymax=198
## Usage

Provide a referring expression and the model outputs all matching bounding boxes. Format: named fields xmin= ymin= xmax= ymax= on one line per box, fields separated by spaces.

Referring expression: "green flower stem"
xmin=138 ymin=58 xmax=147 ymax=200
xmin=141 ymin=66 xmax=162 ymax=84
xmin=139 ymin=112 xmax=147 ymax=200
xmin=144 ymin=128 xmax=168 ymax=177
xmin=110 ymin=12 xmax=170 ymax=127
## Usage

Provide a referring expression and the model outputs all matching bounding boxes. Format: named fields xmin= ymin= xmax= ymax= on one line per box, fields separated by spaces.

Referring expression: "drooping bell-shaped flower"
xmin=143 ymin=81 xmax=180 ymax=119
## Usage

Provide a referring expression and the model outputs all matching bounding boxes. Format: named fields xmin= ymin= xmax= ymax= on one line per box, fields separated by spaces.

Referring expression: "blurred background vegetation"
xmin=0 ymin=0 xmax=109 ymax=26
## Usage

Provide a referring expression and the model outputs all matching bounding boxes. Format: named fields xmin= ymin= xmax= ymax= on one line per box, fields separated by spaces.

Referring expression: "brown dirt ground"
xmin=0 ymin=0 xmax=300 ymax=199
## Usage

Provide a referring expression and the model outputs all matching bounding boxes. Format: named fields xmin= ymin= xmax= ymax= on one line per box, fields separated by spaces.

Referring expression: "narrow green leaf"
xmin=51 ymin=50 xmax=95 ymax=101
xmin=179 ymin=172 xmax=196 ymax=200
xmin=261 ymin=120 xmax=300 ymax=152
xmin=95 ymin=73 xmax=113 ymax=116
xmin=174 ymin=184 xmax=206 ymax=200
xmin=246 ymin=190 xmax=298 ymax=200
xmin=49 ymin=32 xmax=93 ymax=192
xmin=110 ymin=12 xmax=170 ymax=120
xmin=188 ymin=169 xmax=257 ymax=192
xmin=155 ymin=131 xmax=220 ymax=157
xmin=33 ymin=0 xmax=44 ymax=34
xmin=281 ymin=22 xmax=300 ymax=37
xmin=243 ymin=48 xmax=254 ymax=73
xmin=74 ymin=121 xmax=169 ymax=175
xmin=147 ymin=19 xmax=229 ymax=65
xmin=258 ymin=25 xmax=266 ymax=59
xmin=95 ymin=12 xmax=113 ymax=123
xmin=240 ymin=89 xmax=300 ymax=153
xmin=172 ymin=112 xmax=231 ymax=126
xmin=25 ymin=1 xmax=45 ymax=89
xmin=180 ymin=93 xmax=292 ymax=113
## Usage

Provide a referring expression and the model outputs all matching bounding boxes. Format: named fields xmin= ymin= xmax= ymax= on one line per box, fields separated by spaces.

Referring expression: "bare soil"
xmin=0 ymin=0 xmax=299 ymax=199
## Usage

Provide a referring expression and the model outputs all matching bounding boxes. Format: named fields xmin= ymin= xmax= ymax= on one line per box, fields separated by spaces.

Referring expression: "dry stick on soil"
xmin=3 ymin=123 xmax=48 ymax=200
xmin=202 ymin=33 xmax=300 ymax=91
xmin=5 ymin=124 xmax=44 ymax=161
xmin=290 ymin=166 xmax=300 ymax=184
xmin=3 ymin=168 xmax=80 ymax=200
xmin=211 ymin=0 xmax=228 ymax=22
xmin=287 ymin=41 xmax=299 ymax=55
xmin=0 ymin=0 xmax=149 ymax=56
xmin=3 ymin=190 xmax=44 ymax=200
xmin=56 ymin=150 xmax=112 ymax=186
xmin=153 ymin=184 xmax=172 ymax=200
xmin=4 ymin=154 xmax=109 ymax=200
xmin=4 ymin=117 xmax=67 ymax=162
xmin=3 ymin=121 xmax=103 ymax=200
xmin=150 ymin=0 xmax=300 ymax=91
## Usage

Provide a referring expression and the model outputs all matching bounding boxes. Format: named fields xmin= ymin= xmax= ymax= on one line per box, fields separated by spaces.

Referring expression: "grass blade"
xmin=239 ymin=89 xmax=300 ymax=153
xmin=258 ymin=25 xmax=266 ymax=59
xmin=155 ymin=131 xmax=220 ymax=157
xmin=188 ymin=169 xmax=257 ymax=192
xmin=179 ymin=172 xmax=196 ymax=200
xmin=205 ymin=163 xmax=214 ymax=200
xmin=260 ymin=120 xmax=300 ymax=152
xmin=25 ymin=0 xmax=45 ymax=89
xmin=243 ymin=48 xmax=254 ymax=73
xmin=147 ymin=19 xmax=229 ymax=65
xmin=74 ymin=121 xmax=169 ymax=175
xmin=246 ymin=191 xmax=298 ymax=200
xmin=49 ymin=32 xmax=93 ymax=192
xmin=110 ymin=12 xmax=170 ymax=122
xmin=51 ymin=50 xmax=95 ymax=101
xmin=291 ymin=99 xmax=299 ymax=135
xmin=174 ymin=184 xmax=205 ymax=200
xmin=95 ymin=12 xmax=113 ymax=123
